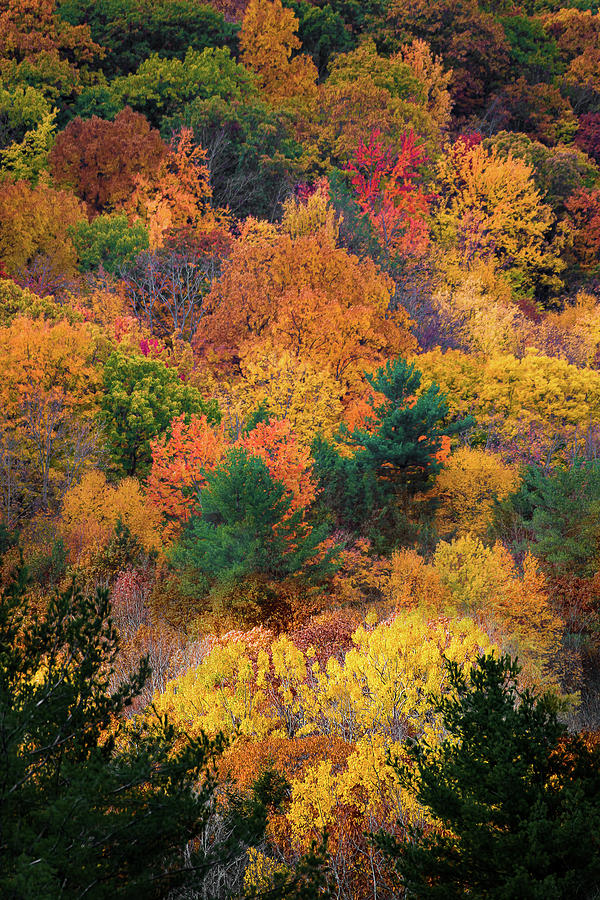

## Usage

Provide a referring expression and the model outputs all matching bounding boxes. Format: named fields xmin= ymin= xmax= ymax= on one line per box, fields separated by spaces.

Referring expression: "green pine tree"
xmin=172 ymin=447 xmax=340 ymax=586
xmin=493 ymin=460 xmax=600 ymax=577
xmin=374 ymin=653 xmax=600 ymax=900
xmin=313 ymin=356 xmax=468 ymax=548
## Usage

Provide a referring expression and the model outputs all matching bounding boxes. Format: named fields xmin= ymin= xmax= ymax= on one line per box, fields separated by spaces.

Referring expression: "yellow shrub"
xmin=433 ymin=447 xmax=518 ymax=539
xmin=156 ymin=611 xmax=494 ymax=744
xmin=416 ymin=347 xmax=600 ymax=451
xmin=157 ymin=610 xmax=494 ymax=893
xmin=60 ymin=470 xmax=162 ymax=569
xmin=243 ymin=848 xmax=290 ymax=895
xmin=226 ymin=346 xmax=344 ymax=444
xmin=433 ymin=535 xmax=563 ymax=680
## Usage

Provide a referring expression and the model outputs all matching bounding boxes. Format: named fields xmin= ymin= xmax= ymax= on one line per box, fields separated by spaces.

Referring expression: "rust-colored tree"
xmin=49 ymin=107 xmax=167 ymax=217
xmin=565 ymin=188 xmax=600 ymax=272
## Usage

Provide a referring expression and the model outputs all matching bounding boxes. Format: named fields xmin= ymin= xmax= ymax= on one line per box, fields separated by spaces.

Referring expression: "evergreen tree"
xmin=344 ymin=356 xmax=457 ymax=487
xmin=172 ymin=447 xmax=339 ymax=587
xmin=375 ymin=653 xmax=600 ymax=900
xmin=493 ymin=461 xmax=600 ymax=577
xmin=313 ymin=357 xmax=467 ymax=546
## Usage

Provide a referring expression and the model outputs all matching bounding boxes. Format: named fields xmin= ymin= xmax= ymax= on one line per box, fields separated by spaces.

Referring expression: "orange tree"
xmin=195 ymin=220 xmax=415 ymax=401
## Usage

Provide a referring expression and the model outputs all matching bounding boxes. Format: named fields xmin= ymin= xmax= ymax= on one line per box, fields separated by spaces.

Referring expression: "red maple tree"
xmin=345 ymin=128 xmax=432 ymax=262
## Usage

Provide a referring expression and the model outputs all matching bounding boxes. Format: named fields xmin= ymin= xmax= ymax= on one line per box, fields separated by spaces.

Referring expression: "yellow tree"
xmin=434 ymin=138 xmax=562 ymax=296
xmin=280 ymin=181 xmax=341 ymax=243
xmin=416 ymin=347 xmax=600 ymax=453
xmin=155 ymin=610 xmax=495 ymax=895
xmin=399 ymin=39 xmax=453 ymax=133
xmin=0 ymin=180 xmax=84 ymax=283
xmin=0 ymin=317 xmax=102 ymax=510
xmin=433 ymin=535 xmax=564 ymax=682
xmin=240 ymin=0 xmax=317 ymax=109
xmin=432 ymin=446 xmax=519 ymax=539
xmin=225 ymin=348 xmax=344 ymax=445
xmin=60 ymin=469 xmax=162 ymax=573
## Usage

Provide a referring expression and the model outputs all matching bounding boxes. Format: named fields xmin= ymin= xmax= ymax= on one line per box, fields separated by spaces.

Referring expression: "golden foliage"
xmin=399 ymin=39 xmax=453 ymax=133
xmin=433 ymin=446 xmax=518 ymax=539
xmin=127 ymin=128 xmax=216 ymax=250
xmin=0 ymin=180 xmax=85 ymax=279
xmin=60 ymin=469 xmax=162 ymax=569
xmin=434 ymin=139 xmax=561 ymax=294
xmin=433 ymin=535 xmax=564 ymax=680
xmin=280 ymin=181 xmax=340 ymax=243
xmin=416 ymin=347 xmax=600 ymax=448
xmin=156 ymin=611 xmax=494 ymax=744
xmin=388 ymin=548 xmax=450 ymax=612
xmin=223 ymin=347 xmax=344 ymax=444
xmin=240 ymin=0 xmax=317 ymax=108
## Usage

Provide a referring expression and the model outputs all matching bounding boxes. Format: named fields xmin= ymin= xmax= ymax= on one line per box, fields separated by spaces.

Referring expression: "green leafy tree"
xmin=494 ymin=461 xmax=600 ymax=578
xmin=310 ymin=0 xmax=387 ymax=39
xmin=0 ymin=567 xmax=253 ymax=898
xmin=311 ymin=434 xmax=380 ymax=534
xmin=0 ymin=278 xmax=81 ymax=326
xmin=71 ymin=213 xmax=149 ymax=274
xmin=0 ymin=109 xmax=56 ymax=185
xmin=0 ymin=84 xmax=52 ymax=148
xmin=113 ymin=46 xmax=255 ymax=128
xmin=101 ymin=351 xmax=220 ymax=477
xmin=374 ymin=653 xmax=600 ymax=900
xmin=172 ymin=447 xmax=339 ymax=587
xmin=500 ymin=15 xmax=562 ymax=81
xmin=284 ymin=0 xmax=354 ymax=75
xmin=68 ymin=80 xmax=123 ymax=123
xmin=57 ymin=0 xmax=238 ymax=78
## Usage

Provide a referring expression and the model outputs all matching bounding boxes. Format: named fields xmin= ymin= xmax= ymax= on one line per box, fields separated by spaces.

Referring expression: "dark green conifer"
xmin=375 ymin=654 xmax=600 ymax=900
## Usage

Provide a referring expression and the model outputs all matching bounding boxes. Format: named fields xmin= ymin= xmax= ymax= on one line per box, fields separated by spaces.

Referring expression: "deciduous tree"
xmin=433 ymin=138 xmax=562 ymax=299
xmin=0 ymin=565 xmax=307 ymax=899
xmin=346 ymin=127 xmax=431 ymax=264
xmin=0 ymin=316 xmax=101 ymax=511
xmin=57 ymin=0 xmax=238 ymax=77
xmin=49 ymin=107 xmax=167 ymax=217
xmin=0 ymin=179 xmax=84 ymax=284
xmin=240 ymin=0 xmax=318 ymax=108
xmin=197 ymin=222 xmax=416 ymax=399
xmin=100 ymin=350 xmax=220 ymax=477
